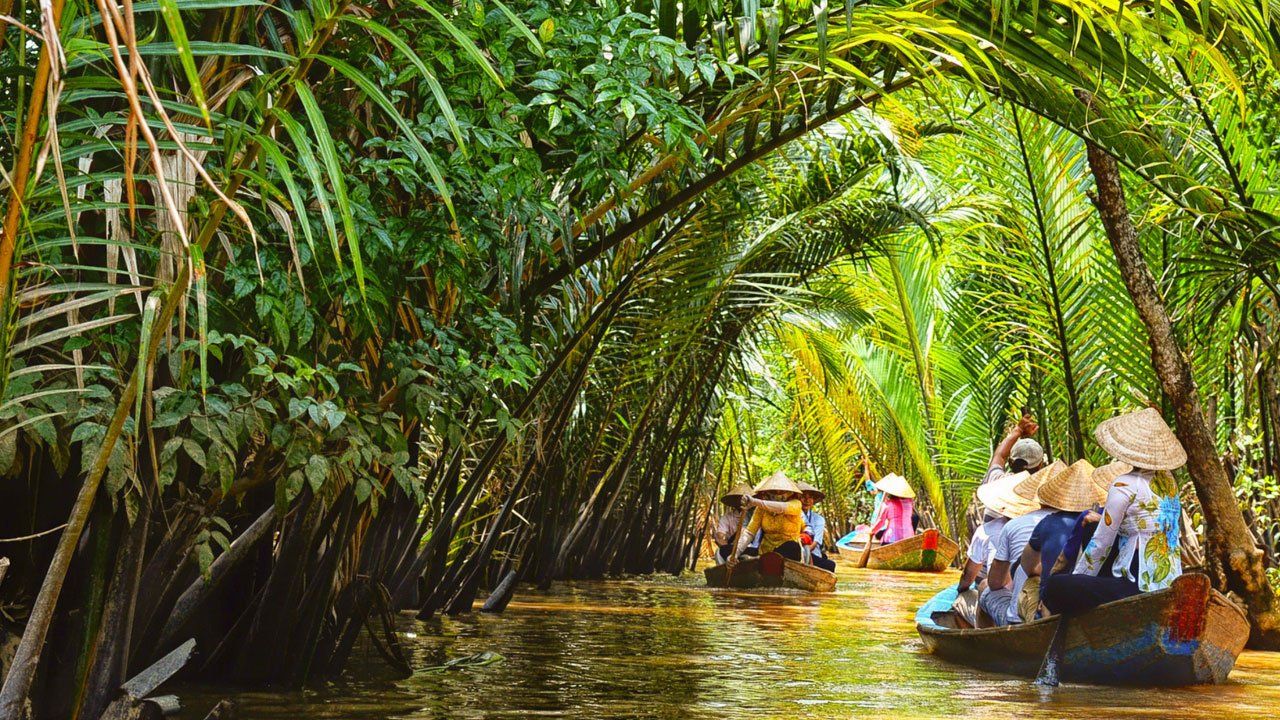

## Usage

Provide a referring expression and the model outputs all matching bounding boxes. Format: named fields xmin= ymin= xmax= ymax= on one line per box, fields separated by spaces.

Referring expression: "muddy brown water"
xmin=180 ymin=564 xmax=1279 ymax=718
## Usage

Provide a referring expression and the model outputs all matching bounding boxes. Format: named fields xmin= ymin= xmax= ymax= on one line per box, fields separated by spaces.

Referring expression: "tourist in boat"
xmin=1042 ymin=408 xmax=1186 ymax=616
xmin=713 ymin=483 xmax=754 ymax=564
xmin=728 ymin=472 xmax=806 ymax=564
xmin=798 ymin=481 xmax=836 ymax=572
xmin=1016 ymin=459 xmax=1101 ymax=621
xmin=951 ymin=470 xmax=1036 ymax=626
xmin=977 ymin=460 xmax=1065 ymax=626
xmin=966 ymin=412 xmax=1045 ymax=535
xmin=866 ymin=473 xmax=916 ymax=545
xmin=1041 ymin=461 xmax=1131 ymax=578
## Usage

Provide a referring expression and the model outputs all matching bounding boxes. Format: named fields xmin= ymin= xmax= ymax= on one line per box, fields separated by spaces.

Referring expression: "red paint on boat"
xmin=760 ymin=552 xmax=785 ymax=577
xmin=1167 ymin=573 xmax=1209 ymax=643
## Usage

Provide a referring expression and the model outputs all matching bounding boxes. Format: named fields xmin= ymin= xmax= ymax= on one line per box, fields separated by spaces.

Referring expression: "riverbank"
xmin=177 ymin=567 xmax=1279 ymax=719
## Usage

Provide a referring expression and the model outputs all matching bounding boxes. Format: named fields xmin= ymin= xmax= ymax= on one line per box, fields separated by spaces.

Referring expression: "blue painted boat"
xmin=915 ymin=573 xmax=1249 ymax=685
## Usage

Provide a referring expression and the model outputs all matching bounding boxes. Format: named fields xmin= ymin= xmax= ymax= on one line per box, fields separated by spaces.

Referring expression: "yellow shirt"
xmin=745 ymin=499 xmax=804 ymax=553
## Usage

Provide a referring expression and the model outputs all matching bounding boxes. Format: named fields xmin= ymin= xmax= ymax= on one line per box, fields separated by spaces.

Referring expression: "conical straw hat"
xmin=1018 ymin=459 xmax=1066 ymax=501
xmin=1036 ymin=459 xmax=1098 ymax=512
xmin=873 ymin=473 xmax=915 ymax=499
xmin=1091 ymin=461 xmax=1131 ymax=504
xmin=1094 ymin=408 xmax=1187 ymax=471
xmin=753 ymin=471 xmax=802 ymax=499
xmin=721 ymin=483 xmax=754 ymax=504
xmin=797 ymin=481 xmax=826 ymax=502
xmin=976 ymin=471 xmax=1037 ymax=519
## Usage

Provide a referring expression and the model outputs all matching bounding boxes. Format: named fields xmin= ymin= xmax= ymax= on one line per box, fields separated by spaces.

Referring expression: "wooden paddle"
xmin=856 ymin=525 xmax=875 ymax=568
xmin=725 ymin=498 xmax=751 ymax=585
xmin=1034 ymin=616 xmax=1068 ymax=686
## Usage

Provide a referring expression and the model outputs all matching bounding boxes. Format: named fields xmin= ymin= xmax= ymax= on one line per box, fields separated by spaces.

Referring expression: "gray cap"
xmin=1010 ymin=437 xmax=1045 ymax=468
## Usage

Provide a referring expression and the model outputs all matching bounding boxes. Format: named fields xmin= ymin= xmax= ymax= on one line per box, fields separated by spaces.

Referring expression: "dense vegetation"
xmin=3 ymin=0 xmax=1280 ymax=715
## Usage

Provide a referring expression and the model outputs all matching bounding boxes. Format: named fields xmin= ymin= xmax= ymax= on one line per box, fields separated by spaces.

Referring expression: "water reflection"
xmin=180 ymin=563 xmax=1280 ymax=719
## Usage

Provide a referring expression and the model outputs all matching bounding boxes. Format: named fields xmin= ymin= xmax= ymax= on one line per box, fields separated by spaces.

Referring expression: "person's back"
xmin=879 ymin=496 xmax=915 ymax=544
xmin=980 ymin=508 xmax=1050 ymax=625
xmin=1028 ymin=510 xmax=1080 ymax=594
xmin=1042 ymin=409 xmax=1186 ymax=618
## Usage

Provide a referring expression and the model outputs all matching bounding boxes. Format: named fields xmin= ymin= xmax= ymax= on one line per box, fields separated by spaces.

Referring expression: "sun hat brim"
xmin=721 ymin=483 xmax=755 ymax=504
xmin=1094 ymin=408 xmax=1187 ymax=471
xmin=1090 ymin=461 xmax=1131 ymax=503
xmin=1018 ymin=460 xmax=1066 ymax=501
xmin=873 ymin=473 xmax=915 ymax=499
xmin=1035 ymin=459 xmax=1099 ymax=512
xmin=797 ymin=481 xmax=826 ymax=502
xmin=976 ymin=472 xmax=1037 ymax=519
xmin=753 ymin=471 xmax=803 ymax=499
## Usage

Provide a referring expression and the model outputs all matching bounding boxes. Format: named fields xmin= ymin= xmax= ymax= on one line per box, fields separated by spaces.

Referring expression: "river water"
xmin=183 ymin=564 xmax=1279 ymax=719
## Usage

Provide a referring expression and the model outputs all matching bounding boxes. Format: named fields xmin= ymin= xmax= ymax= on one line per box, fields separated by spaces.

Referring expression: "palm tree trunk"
xmin=1082 ymin=116 xmax=1280 ymax=648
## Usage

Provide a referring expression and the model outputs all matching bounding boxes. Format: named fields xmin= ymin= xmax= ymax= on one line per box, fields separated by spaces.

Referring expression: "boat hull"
xmin=864 ymin=529 xmax=959 ymax=572
xmin=704 ymin=552 xmax=837 ymax=592
xmin=915 ymin=573 xmax=1249 ymax=686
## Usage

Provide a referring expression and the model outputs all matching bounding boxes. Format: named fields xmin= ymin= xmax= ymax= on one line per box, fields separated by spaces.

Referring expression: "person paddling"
xmin=866 ymin=473 xmax=916 ymax=545
xmin=1042 ymin=409 xmax=1186 ymax=616
xmin=713 ymin=483 xmax=753 ymax=564
xmin=728 ymin=472 xmax=806 ymax=566
xmin=798 ymin=482 xmax=836 ymax=572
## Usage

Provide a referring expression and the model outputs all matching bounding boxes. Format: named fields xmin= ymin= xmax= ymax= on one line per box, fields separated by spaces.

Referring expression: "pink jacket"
xmin=871 ymin=497 xmax=915 ymax=545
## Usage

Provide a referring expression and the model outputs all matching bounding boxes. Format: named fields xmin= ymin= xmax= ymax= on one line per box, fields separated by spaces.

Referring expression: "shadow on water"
xmin=179 ymin=563 xmax=1280 ymax=719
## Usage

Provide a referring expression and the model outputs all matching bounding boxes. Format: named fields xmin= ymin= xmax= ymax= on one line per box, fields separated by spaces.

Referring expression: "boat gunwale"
xmin=916 ymin=572 xmax=1248 ymax=639
xmin=703 ymin=554 xmax=837 ymax=591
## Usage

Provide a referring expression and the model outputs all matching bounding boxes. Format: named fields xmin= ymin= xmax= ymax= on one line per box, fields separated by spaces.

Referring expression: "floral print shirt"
xmin=1073 ymin=469 xmax=1182 ymax=591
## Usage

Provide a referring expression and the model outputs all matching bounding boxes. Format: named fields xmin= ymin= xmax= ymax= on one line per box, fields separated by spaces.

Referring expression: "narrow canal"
xmin=183 ymin=566 xmax=1279 ymax=718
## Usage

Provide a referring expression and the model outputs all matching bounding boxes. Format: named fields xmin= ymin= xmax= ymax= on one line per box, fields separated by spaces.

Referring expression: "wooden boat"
xmin=834 ymin=529 xmax=877 ymax=554
xmin=915 ymin=573 xmax=1249 ymax=686
xmin=855 ymin=529 xmax=958 ymax=572
xmin=703 ymin=552 xmax=836 ymax=592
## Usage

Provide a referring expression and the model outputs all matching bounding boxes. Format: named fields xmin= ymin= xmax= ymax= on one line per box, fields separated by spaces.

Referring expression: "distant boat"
xmin=838 ymin=529 xmax=958 ymax=572
xmin=704 ymin=552 xmax=837 ymax=592
xmin=915 ymin=573 xmax=1249 ymax=686
xmin=834 ymin=528 xmax=874 ymax=553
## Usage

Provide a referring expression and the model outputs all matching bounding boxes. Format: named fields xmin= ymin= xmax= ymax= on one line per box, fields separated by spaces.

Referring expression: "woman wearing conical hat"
xmin=728 ymin=472 xmax=806 ymax=565
xmin=1043 ymin=461 xmax=1132 ymax=578
xmin=866 ymin=473 xmax=917 ymax=545
xmin=1042 ymin=408 xmax=1187 ymax=617
xmin=713 ymin=483 xmax=753 ymax=565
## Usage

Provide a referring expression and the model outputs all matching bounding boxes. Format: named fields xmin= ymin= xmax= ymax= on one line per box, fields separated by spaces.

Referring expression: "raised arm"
xmin=989 ymin=412 xmax=1038 ymax=470
xmin=749 ymin=497 xmax=798 ymax=515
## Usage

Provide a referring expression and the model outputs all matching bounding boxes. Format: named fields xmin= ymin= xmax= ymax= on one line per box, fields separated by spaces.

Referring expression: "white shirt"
xmin=993 ymin=509 xmax=1051 ymax=623
xmin=967 ymin=516 xmax=1008 ymax=570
